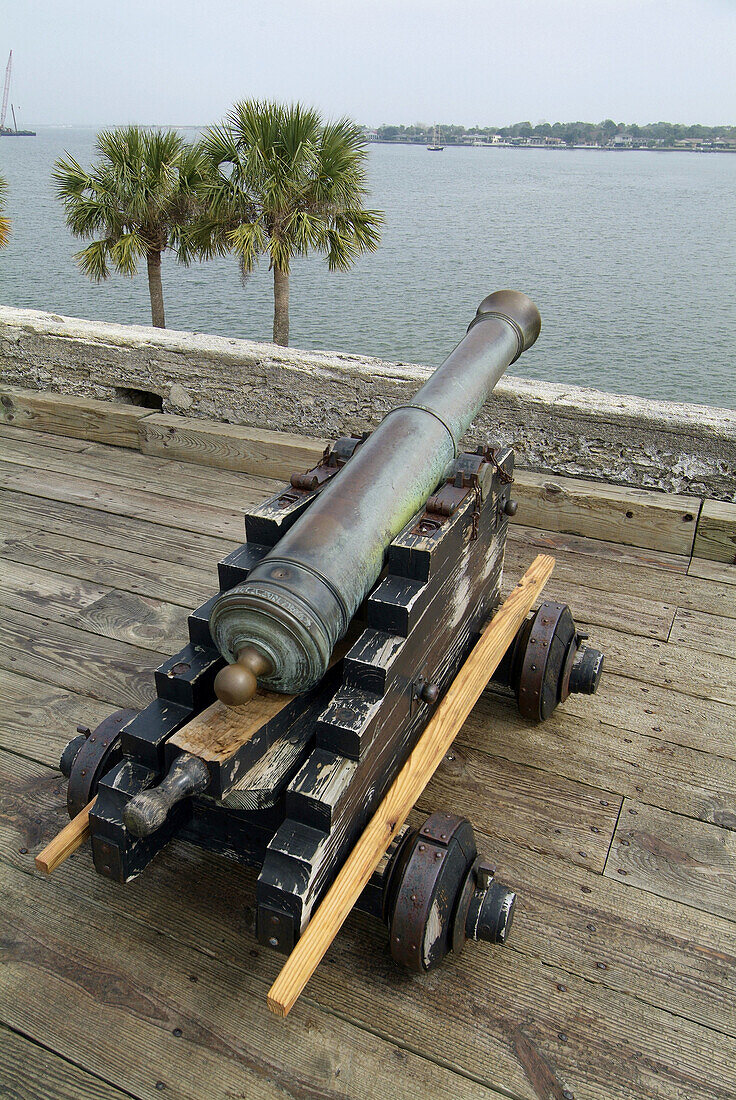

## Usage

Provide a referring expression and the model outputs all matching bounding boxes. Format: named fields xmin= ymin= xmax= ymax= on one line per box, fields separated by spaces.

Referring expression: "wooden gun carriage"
xmin=38 ymin=291 xmax=603 ymax=1014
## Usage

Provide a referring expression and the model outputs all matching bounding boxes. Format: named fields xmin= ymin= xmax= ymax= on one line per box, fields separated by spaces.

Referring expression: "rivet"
xmin=558 ymin=1032 xmax=568 ymax=1042
xmin=172 ymin=1028 xmax=182 ymax=1037
xmin=581 ymin=886 xmax=591 ymax=894
xmin=617 ymin=869 xmax=628 ymax=876
xmin=556 ymin=983 xmax=567 ymax=992
xmin=596 ymin=961 xmax=607 ymax=970
xmin=269 ymin=936 xmax=279 ymax=947
xmin=418 ymin=844 xmax=425 ymax=851
xmin=590 ymin=826 xmax=600 ymax=833
xmin=587 ymin=923 xmax=596 ymax=932
xmin=19 ymin=847 xmax=28 ymax=855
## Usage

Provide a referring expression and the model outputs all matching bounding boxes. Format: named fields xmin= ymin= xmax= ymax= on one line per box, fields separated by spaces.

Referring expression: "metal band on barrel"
xmin=466 ymin=310 xmax=525 ymax=363
xmin=383 ymin=403 xmax=459 ymax=457
xmin=261 ymin=556 xmax=353 ymax=635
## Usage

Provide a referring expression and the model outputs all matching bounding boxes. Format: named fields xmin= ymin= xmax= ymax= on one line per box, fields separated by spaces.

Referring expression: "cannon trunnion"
xmin=48 ymin=291 xmax=605 ymax=989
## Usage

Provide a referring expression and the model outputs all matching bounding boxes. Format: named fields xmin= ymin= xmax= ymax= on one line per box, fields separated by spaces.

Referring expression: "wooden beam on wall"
xmin=138 ymin=413 xmax=327 ymax=480
xmin=693 ymin=500 xmax=736 ymax=564
xmin=0 ymin=385 xmax=151 ymax=450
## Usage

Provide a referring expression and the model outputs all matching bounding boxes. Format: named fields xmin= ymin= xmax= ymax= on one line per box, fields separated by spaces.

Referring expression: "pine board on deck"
xmin=1 ymin=423 xmax=735 ymax=1100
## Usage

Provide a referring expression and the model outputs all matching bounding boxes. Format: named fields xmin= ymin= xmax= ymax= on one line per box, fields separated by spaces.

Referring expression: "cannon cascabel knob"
xmin=214 ymin=647 xmax=273 ymax=708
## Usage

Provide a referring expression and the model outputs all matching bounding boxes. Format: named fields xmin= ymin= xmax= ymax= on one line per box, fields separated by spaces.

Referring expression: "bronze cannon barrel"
xmin=210 ymin=290 xmax=541 ymax=703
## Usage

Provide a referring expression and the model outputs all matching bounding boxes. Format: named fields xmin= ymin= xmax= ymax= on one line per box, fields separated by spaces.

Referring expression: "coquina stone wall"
xmin=1 ymin=305 xmax=734 ymax=500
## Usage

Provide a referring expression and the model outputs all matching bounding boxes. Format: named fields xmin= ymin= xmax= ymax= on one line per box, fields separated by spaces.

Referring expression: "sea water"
xmin=1 ymin=130 xmax=734 ymax=408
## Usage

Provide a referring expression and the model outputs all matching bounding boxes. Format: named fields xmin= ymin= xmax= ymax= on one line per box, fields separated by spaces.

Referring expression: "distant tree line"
xmin=375 ymin=120 xmax=736 ymax=147
xmin=51 ymin=102 xmax=383 ymax=344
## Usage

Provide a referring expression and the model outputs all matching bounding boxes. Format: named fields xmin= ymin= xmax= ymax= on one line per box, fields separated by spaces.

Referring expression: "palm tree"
xmin=0 ymin=174 xmax=10 ymax=248
xmin=53 ymin=127 xmax=208 ymax=327
xmin=194 ymin=101 xmax=383 ymax=346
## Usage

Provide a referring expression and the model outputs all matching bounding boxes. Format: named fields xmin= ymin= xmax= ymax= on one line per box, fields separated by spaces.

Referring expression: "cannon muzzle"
xmin=211 ymin=290 xmax=541 ymax=703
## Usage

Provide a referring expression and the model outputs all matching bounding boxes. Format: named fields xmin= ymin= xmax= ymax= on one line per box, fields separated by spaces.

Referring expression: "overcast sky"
xmin=3 ymin=0 xmax=735 ymax=128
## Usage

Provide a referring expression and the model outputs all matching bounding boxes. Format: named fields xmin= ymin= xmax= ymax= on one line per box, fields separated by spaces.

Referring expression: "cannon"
xmin=38 ymin=291 xmax=604 ymax=1012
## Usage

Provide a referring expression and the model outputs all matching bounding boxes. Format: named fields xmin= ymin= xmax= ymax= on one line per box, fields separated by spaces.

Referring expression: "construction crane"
xmin=1 ymin=51 xmax=12 ymax=131
xmin=0 ymin=51 xmax=35 ymax=135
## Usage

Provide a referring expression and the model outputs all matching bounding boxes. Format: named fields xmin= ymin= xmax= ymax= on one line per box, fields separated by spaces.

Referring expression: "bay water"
xmin=1 ymin=129 xmax=733 ymax=409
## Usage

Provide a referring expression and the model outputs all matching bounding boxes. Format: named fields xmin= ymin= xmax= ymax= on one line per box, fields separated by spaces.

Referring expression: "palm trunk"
xmin=147 ymin=250 xmax=166 ymax=329
xmin=273 ymin=264 xmax=289 ymax=346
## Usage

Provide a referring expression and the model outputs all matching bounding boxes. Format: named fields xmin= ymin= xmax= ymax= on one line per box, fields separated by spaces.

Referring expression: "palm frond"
xmin=52 ymin=125 xmax=211 ymax=280
xmin=109 ymin=229 xmax=147 ymax=276
xmin=75 ymin=239 xmax=112 ymax=282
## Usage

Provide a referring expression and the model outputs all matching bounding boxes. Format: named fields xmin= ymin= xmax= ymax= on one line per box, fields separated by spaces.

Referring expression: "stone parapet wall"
xmin=1 ymin=305 xmax=734 ymax=501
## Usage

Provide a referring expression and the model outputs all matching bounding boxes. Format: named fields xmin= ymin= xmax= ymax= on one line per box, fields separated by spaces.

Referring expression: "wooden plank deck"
xmin=0 ymin=413 xmax=735 ymax=1100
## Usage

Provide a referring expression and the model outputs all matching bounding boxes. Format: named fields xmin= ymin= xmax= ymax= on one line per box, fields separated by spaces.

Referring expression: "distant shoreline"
xmin=370 ymin=139 xmax=736 ymax=154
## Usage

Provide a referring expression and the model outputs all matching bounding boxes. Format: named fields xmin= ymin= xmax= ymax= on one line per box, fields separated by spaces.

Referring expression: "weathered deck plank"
xmin=0 ymin=488 xmax=238 ymax=566
xmin=604 ymin=800 xmax=736 ymax=920
xmin=0 ymin=668 xmax=112 ymax=768
xmin=0 ymin=1025 xmax=135 ymax=1100
xmin=1 ymin=751 xmax=732 ymax=1039
xmin=669 ymin=606 xmax=736 ymax=659
xmin=0 ymin=459 xmax=248 ymax=540
xmin=0 ymin=428 xmax=282 ymax=507
xmin=468 ymin=693 xmax=736 ymax=827
xmin=1 ymin=421 xmax=735 ymax=1100
xmin=508 ymin=525 xmax=736 ymax=618
xmin=575 ymin=623 xmax=736 ymax=704
xmin=0 ymin=863 xmax=513 ymax=1100
xmin=0 ymin=606 xmax=162 ymax=710
xmin=0 ymin=558 xmax=190 ymax=652
xmin=1 ymin=518 xmax=216 ymax=612
xmin=688 ymin=556 xmax=736 ymax=586
xmin=2 ymin=757 xmax=735 ymax=1100
xmin=550 ymin=672 xmax=736 ymax=759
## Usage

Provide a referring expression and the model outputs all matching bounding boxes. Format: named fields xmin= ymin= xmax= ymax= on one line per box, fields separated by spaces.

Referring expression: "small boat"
xmin=427 ymin=126 xmax=444 ymax=151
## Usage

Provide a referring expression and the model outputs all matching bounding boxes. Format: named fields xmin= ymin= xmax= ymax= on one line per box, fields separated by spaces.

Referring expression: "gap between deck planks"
xmin=0 ymin=1025 xmax=136 ymax=1100
xmin=605 ymin=799 xmax=736 ymax=921
xmin=1 ymin=750 xmax=735 ymax=1100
